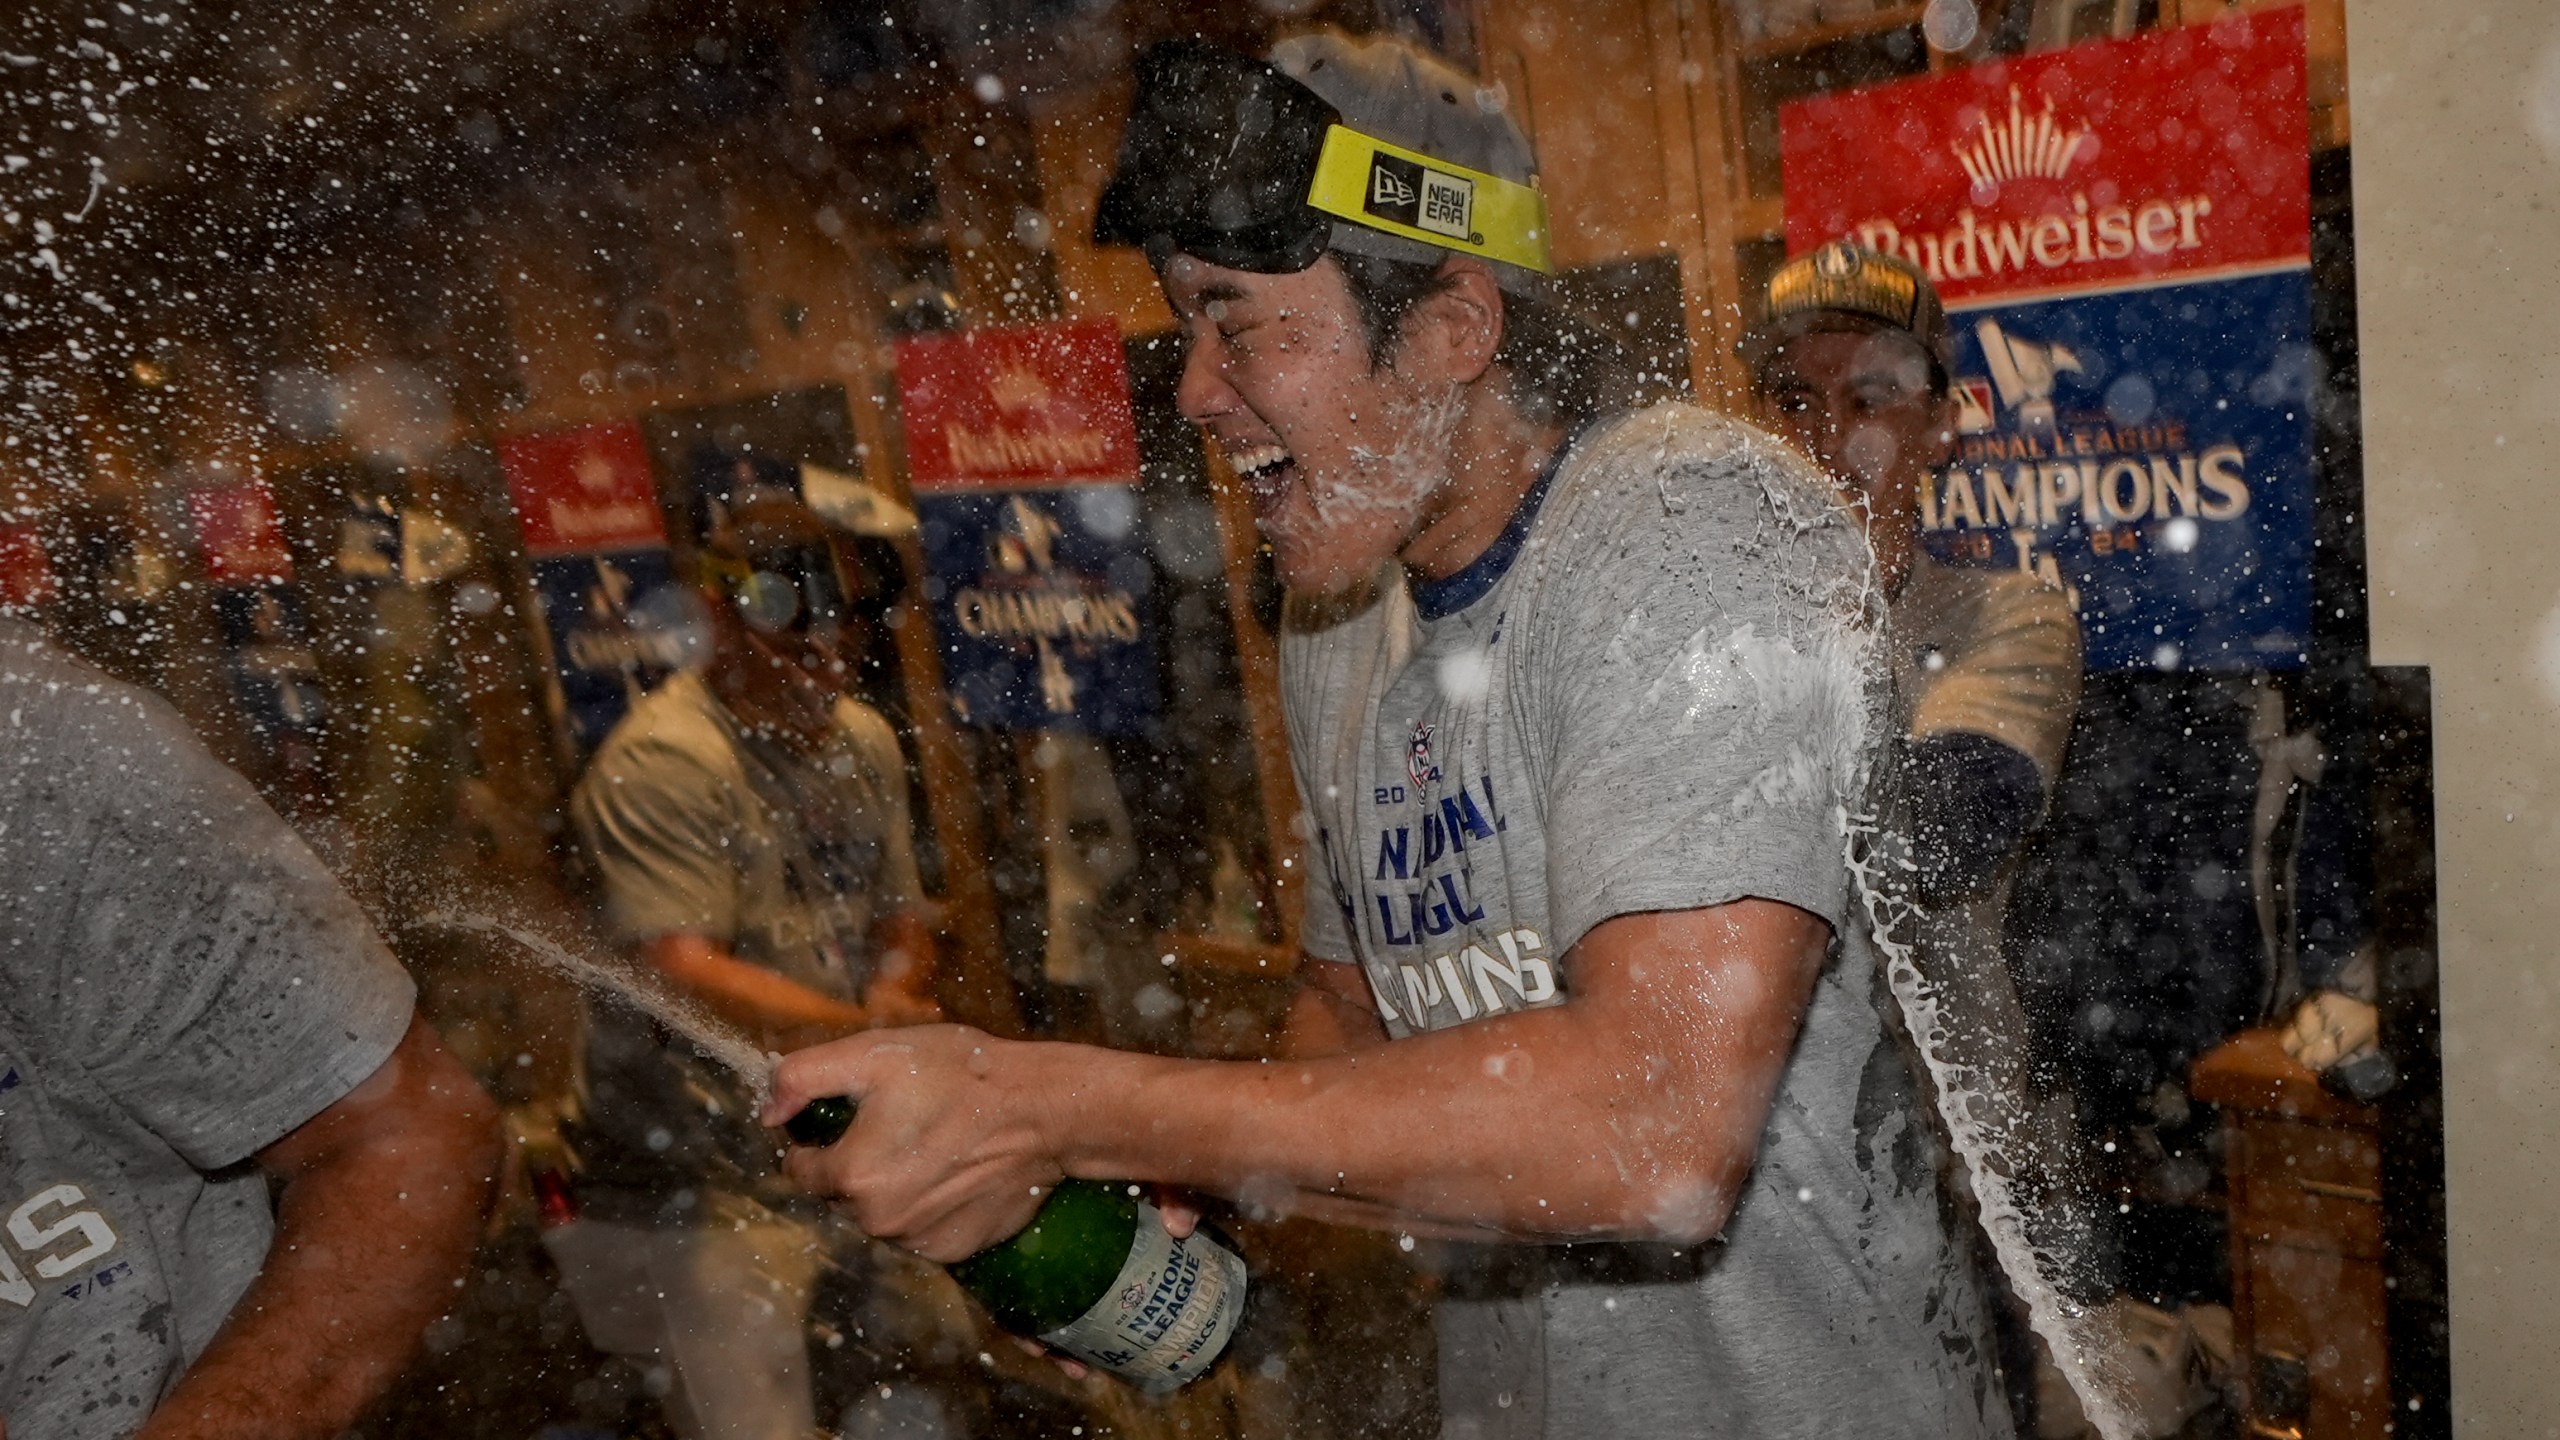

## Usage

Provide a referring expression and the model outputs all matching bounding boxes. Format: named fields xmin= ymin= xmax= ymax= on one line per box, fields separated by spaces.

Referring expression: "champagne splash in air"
xmin=416 ymin=912 xmax=775 ymax=1103
xmin=1842 ymin=813 xmax=2141 ymax=1440
xmin=415 ymin=912 xmax=1254 ymax=1393
xmin=1737 ymin=436 xmax=2139 ymax=1440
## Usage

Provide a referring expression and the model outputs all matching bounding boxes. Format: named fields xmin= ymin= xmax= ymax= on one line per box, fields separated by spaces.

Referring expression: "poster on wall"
xmin=895 ymin=319 xmax=1158 ymax=735
xmin=184 ymin=481 xmax=332 ymax=756
xmin=1782 ymin=7 xmax=2313 ymax=671
xmin=497 ymin=421 xmax=688 ymax=756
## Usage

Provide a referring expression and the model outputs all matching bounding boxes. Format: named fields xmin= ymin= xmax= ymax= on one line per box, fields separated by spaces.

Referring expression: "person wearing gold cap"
xmin=770 ymin=35 xmax=2003 ymax=1439
xmin=1741 ymin=241 xmax=2081 ymax=1009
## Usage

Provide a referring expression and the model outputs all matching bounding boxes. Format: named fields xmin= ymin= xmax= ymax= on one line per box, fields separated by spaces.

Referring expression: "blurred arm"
xmin=864 ymin=907 xmax=942 ymax=1013
xmin=137 ymin=1015 xmax=500 ymax=1440
xmin=1902 ymin=731 xmax=2046 ymax=904
xmin=644 ymin=932 xmax=887 ymax=1050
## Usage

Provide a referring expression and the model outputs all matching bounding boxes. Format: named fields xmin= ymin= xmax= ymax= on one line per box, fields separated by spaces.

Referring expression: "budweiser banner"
xmin=498 ymin=420 xmax=672 ymax=558
xmin=896 ymin=320 xmax=1158 ymax=734
xmin=184 ymin=482 xmax=329 ymax=755
xmin=1783 ymin=8 xmax=2313 ymax=671
xmin=497 ymin=422 xmax=688 ymax=755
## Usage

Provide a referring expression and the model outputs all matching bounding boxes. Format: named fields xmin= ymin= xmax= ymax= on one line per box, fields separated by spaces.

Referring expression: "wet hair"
xmin=1331 ymin=251 xmax=1641 ymax=426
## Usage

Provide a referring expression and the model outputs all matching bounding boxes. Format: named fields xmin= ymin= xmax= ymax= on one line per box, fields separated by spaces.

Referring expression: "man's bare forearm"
xmin=1038 ymin=1004 xmax=1698 ymax=1240
xmin=1183 ymin=968 xmax=1526 ymax=1238
xmin=1043 ymin=906 xmax=1826 ymax=1243
xmin=771 ymin=901 xmax=1828 ymax=1259
xmin=648 ymin=932 xmax=871 ymax=1042
xmin=139 ymin=1018 xmax=500 ymax=1440
xmin=1270 ymin=1189 xmax=1532 ymax=1242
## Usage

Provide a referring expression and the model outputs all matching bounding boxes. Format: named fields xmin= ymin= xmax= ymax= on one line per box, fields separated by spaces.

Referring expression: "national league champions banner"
xmin=498 ymin=421 xmax=687 ymax=755
xmin=185 ymin=481 xmax=331 ymax=757
xmin=896 ymin=319 xmax=1158 ymax=734
xmin=1783 ymin=8 xmax=2313 ymax=671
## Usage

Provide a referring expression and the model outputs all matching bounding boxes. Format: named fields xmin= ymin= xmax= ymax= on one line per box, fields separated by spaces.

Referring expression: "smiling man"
xmin=768 ymin=33 xmax=2002 ymax=1439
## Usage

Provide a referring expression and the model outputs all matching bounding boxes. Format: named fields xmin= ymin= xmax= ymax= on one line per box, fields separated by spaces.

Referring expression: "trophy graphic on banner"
xmin=1974 ymin=318 xmax=2084 ymax=439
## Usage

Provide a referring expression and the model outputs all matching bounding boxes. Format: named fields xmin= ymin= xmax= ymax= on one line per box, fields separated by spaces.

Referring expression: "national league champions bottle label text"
xmin=1038 ymin=1201 xmax=1247 ymax=1392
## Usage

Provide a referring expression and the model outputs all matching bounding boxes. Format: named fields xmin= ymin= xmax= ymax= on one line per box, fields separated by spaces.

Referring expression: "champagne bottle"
xmin=784 ymin=1096 xmax=1249 ymax=1393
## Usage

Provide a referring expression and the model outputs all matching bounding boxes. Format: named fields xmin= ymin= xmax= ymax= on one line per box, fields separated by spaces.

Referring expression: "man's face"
xmin=1754 ymin=325 xmax=1952 ymax=592
xmin=702 ymin=544 xmax=856 ymax=750
xmin=728 ymin=622 xmax=850 ymax=747
xmin=1163 ymin=253 xmax=1463 ymax=596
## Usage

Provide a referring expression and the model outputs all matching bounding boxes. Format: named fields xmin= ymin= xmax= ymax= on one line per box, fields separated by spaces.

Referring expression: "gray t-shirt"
xmin=1282 ymin=406 xmax=2000 ymax=1439
xmin=568 ymin=670 xmax=922 ymax=1224
xmin=0 ymin=621 xmax=416 ymax=1440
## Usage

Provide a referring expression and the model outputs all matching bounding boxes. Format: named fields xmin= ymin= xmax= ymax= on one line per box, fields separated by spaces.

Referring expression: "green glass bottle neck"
xmin=782 ymin=1094 xmax=857 ymax=1148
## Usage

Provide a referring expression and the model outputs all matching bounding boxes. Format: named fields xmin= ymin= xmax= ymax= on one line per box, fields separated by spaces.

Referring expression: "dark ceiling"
xmin=0 ymin=0 xmax=1441 ymax=275
xmin=0 ymin=0 xmax=1345 ymax=351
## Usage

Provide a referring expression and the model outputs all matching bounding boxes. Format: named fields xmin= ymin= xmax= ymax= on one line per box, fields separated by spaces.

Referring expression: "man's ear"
xmin=1401 ymin=256 xmax=1506 ymax=386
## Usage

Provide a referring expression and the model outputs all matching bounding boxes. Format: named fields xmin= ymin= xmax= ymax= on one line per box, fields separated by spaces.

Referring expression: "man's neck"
xmin=1399 ymin=394 xmax=1568 ymax=583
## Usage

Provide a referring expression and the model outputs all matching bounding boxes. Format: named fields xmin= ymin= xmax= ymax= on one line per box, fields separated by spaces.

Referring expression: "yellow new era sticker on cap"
xmin=1305 ymin=125 xmax=1553 ymax=275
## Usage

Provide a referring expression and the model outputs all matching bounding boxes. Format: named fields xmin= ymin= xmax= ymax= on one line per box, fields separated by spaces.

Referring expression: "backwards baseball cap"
xmin=1739 ymin=241 xmax=1951 ymax=383
xmin=1093 ymin=33 xmax=1553 ymax=290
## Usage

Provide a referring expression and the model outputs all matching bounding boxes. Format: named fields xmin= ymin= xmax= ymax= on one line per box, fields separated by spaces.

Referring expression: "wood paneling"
xmin=1029 ymin=73 xmax=1177 ymax=335
xmin=1478 ymin=0 xmax=1737 ymax=399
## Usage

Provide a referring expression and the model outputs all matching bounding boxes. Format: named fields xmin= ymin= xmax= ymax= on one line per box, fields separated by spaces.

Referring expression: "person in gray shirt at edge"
xmin=764 ymin=30 xmax=2003 ymax=1440
xmin=0 ymin=617 xmax=502 ymax=1440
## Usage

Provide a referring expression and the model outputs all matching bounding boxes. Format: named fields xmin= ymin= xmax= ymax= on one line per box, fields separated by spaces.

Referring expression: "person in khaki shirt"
xmin=552 ymin=494 xmax=943 ymax=1440
xmin=1741 ymin=240 xmax=2081 ymax=926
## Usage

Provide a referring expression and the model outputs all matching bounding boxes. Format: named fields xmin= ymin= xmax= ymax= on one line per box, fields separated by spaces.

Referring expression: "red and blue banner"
xmin=498 ymin=421 xmax=688 ymax=755
xmin=1783 ymin=8 xmax=2313 ymax=671
xmin=185 ymin=482 xmax=331 ymax=756
xmin=897 ymin=320 xmax=1158 ymax=734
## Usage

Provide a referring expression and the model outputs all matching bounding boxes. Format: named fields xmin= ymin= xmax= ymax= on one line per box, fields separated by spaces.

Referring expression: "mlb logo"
xmin=1407 ymin=719 xmax=1442 ymax=789
xmin=1952 ymin=378 xmax=1997 ymax=435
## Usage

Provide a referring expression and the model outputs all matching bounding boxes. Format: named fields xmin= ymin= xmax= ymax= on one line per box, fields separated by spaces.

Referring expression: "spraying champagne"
xmin=783 ymin=1097 xmax=1249 ymax=1393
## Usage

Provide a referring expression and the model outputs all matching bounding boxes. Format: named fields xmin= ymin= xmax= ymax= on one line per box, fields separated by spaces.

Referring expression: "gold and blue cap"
xmin=1740 ymin=241 xmax=1952 ymax=382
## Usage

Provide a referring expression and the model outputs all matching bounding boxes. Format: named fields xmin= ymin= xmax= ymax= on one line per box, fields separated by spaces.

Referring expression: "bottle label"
xmin=1038 ymin=1200 xmax=1247 ymax=1393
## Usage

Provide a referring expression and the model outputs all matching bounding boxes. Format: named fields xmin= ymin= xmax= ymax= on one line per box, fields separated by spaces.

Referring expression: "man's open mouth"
xmin=1225 ymin=444 xmax=1296 ymax=517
